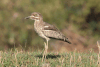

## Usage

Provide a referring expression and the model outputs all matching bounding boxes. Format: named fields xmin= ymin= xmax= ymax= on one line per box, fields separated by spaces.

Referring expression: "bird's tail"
xmin=64 ymin=38 xmax=71 ymax=44
xmin=55 ymin=37 xmax=71 ymax=44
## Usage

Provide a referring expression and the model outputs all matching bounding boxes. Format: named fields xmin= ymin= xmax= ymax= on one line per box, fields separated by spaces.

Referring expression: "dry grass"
xmin=0 ymin=40 xmax=99 ymax=66
xmin=0 ymin=48 xmax=98 ymax=67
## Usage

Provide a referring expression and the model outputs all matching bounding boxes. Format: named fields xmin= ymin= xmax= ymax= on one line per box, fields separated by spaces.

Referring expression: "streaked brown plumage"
xmin=25 ymin=12 xmax=71 ymax=59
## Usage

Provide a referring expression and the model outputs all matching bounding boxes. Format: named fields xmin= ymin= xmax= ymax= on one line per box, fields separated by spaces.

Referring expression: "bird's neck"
xmin=34 ymin=19 xmax=44 ymax=30
xmin=34 ymin=18 xmax=43 ymax=23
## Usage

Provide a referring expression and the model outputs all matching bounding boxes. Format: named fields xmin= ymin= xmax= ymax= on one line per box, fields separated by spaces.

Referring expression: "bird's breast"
xmin=34 ymin=21 xmax=44 ymax=37
xmin=34 ymin=21 xmax=50 ymax=40
xmin=34 ymin=22 xmax=41 ymax=33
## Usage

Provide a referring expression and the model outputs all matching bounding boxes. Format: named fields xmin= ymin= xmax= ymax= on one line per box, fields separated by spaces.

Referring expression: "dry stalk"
xmin=90 ymin=48 xmax=93 ymax=53
xmin=59 ymin=58 xmax=61 ymax=63
xmin=90 ymin=55 xmax=92 ymax=65
xmin=26 ymin=63 xmax=27 ymax=67
xmin=20 ymin=49 xmax=23 ymax=54
xmin=0 ymin=57 xmax=1 ymax=63
xmin=97 ymin=40 xmax=100 ymax=54
xmin=61 ymin=58 xmax=64 ymax=67
xmin=78 ymin=55 xmax=81 ymax=62
xmin=37 ymin=58 xmax=39 ymax=65
xmin=0 ymin=51 xmax=2 ymax=63
xmin=1 ymin=57 xmax=4 ymax=65
xmin=15 ymin=53 xmax=18 ymax=66
xmin=70 ymin=55 xmax=73 ymax=66
xmin=42 ymin=63 xmax=50 ymax=67
xmin=56 ymin=65 xmax=60 ymax=67
xmin=66 ymin=55 xmax=68 ymax=63
xmin=97 ymin=54 xmax=100 ymax=67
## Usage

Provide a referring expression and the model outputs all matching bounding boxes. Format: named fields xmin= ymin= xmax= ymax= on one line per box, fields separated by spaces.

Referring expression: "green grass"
xmin=0 ymin=49 xmax=99 ymax=67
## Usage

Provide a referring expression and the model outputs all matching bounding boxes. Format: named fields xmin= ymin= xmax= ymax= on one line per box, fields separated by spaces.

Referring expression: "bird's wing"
xmin=42 ymin=22 xmax=66 ymax=39
xmin=42 ymin=22 xmax=71 ymax=44
xmin=43 ymin=22 xmax=59 ymax=31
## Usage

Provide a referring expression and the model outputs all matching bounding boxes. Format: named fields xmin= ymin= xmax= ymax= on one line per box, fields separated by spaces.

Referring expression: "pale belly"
xmin=34 ymin=21 xmax=50 ymax=41
xmin=34 ymin=27 xmax=50 ymax=41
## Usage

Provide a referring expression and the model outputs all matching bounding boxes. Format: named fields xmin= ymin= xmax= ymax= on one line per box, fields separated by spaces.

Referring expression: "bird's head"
xmin=25 ymin=12 xmax=43 ymax=21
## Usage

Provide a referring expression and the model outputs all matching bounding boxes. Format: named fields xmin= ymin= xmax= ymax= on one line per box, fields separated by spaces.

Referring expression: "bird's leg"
xmin=45 ymin=40 xmax=49 ymax=59
xmin=42 ymin=42 xmax=46 ymax=62
xmin=46 ymin=40 xmax=49 ymax=52
xmin=42 ymin=40 xmax=49 ymax=61
xmin=45 ymin=41 xmax=47 ymax=59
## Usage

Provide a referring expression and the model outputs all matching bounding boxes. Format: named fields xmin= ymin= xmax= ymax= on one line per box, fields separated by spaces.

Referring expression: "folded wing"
xmin=42 ymin=22 xmax=71 ymax=44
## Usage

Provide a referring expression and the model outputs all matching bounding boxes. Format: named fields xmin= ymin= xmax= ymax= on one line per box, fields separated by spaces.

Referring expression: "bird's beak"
xmin=25 ymin=16 xmax=30 ymax=19
xmin=25 ymin=16 xmax=35 ymax=19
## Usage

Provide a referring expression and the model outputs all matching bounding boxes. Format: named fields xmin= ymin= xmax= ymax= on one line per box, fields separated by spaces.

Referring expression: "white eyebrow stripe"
xmin=35 ymin=17 xmax=39 ymax=18
xmin=44 ymin=26 xmax=49 ymax=27
xmin=30 ymin=16 xmax=34 ymax=17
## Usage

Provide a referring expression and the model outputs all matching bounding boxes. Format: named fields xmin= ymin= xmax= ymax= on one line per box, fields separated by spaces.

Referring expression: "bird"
xmin=25 ymin=12 xmax=71 ymax=59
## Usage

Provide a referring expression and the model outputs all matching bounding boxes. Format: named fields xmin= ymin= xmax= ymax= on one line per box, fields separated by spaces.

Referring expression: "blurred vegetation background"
xmin=0 ymin=0 xmax=100 ymax=51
